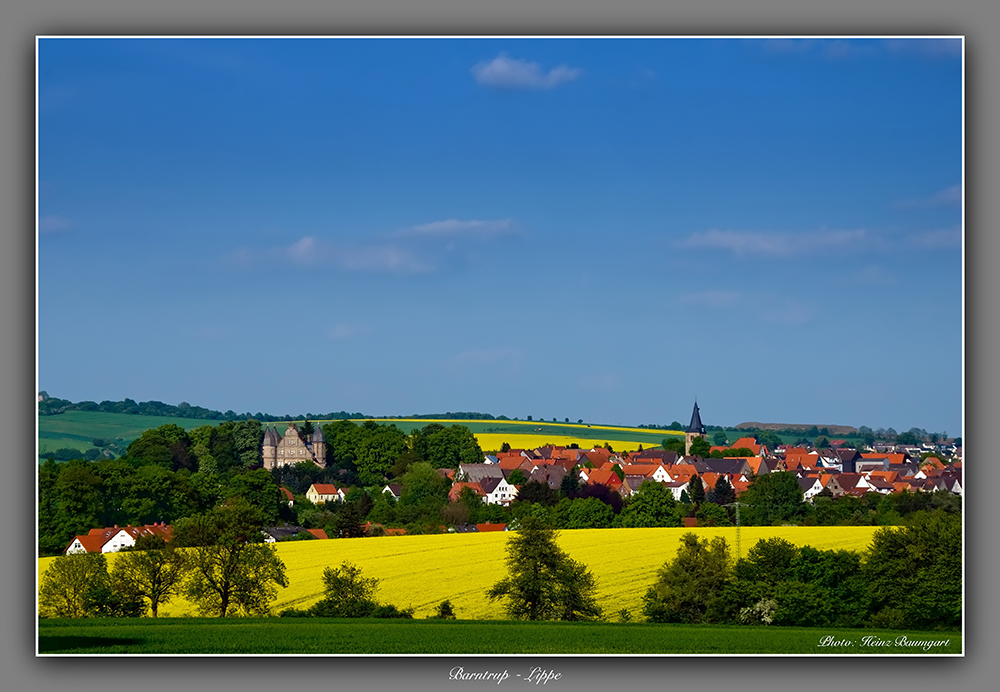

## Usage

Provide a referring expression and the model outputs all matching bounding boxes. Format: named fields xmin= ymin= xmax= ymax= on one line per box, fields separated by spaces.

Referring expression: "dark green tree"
xmin=662 ymin=438 xmax=685 ymax=455
xmin=708 ymin=475 xmax=736 ymax=506
xmin=179 ymin=499 xmax=288 ymax=617
xmin=309 ymin=560 xmax=413 ymax=618
xmin=689 ymin=475 xmax=706 ymax=505
xmin=39 ymin=552 xmax=113 ymax=618
xmin=432 ymin=599 xmax=457 ymax=619
xmin=111 ymin=535 xmax=187 ymax=617
xmin=487 ymin=516 xmax=601 ymax=621
xmin=506 ymin=469 xmax=527 ymax=485
xmin=514 ymin=480 xmax=559 ymax=506
xmin=863 ymin=510 xmax=961 ymax=630
xmin=642 ymin=533 xmax=731 ymax=623
xmin=618 ymin=481 xmax=681 ymax=527
xmin=689 ymin=436 xmax=711 ymax=457
xmin=740 ymin=471 xmax=805 ymax=525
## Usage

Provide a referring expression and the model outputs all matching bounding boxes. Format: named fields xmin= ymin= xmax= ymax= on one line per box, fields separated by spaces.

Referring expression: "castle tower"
xmin=684 ymin=401 xmax=707 ymax=455
xmin=261 ymin=426 xmax=279 ymax=470
xmin=310 ymin=425 xmax=327 ymax=468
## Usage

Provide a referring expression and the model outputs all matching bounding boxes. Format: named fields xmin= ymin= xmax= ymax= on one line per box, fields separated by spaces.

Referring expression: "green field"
xmin=36 ymin=409 xmax=854 ymax=462
xmin=37 ymin=411 xmax=223 ymax=457
xmin=36 ymin=411 xmax=683 ymax=460
xmin=37 ymin=617 xmax=961 ymax=655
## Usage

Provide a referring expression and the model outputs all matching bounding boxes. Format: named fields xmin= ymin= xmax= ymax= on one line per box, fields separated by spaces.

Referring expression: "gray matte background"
xmin=4 ymin=2 xmax=991 ymax=691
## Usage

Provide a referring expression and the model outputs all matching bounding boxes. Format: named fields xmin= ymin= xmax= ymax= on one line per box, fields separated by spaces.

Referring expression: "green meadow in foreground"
xmin=38 ymin=618 xmax=961 ymax=655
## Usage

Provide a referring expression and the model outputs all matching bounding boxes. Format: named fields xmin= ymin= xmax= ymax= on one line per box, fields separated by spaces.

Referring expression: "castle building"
xmin=685 ymin=401 xmax=707 ymax=455
xmin=262 ymin=422 xmax=326 ymax=470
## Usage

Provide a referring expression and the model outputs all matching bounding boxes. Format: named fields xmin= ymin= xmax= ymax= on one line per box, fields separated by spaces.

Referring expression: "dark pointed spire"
xmin=687 ymin=401 xmax=705 ymax=434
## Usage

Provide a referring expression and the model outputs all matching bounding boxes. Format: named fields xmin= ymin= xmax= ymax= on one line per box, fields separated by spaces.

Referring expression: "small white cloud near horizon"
xmin=39 ymin=215 xmax=74 ymax=234
xmin=472 ymin=53 xmax=582 ymax=90
xmin=681 ymin=228 xmax=867 ymax=257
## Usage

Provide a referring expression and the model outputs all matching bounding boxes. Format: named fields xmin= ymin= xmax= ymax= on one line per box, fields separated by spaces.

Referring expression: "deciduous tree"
xmin=111 ymin=535 xmax=187 ymax=617
xmin=642 ymin=532 xmax=731 ymax=623
xmin=487 ymin=516 xmax=601 ymax=621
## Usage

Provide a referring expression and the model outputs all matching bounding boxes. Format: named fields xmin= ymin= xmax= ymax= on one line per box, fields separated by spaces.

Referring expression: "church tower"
xmin=684 ymin=401 xmax=707 ymax=455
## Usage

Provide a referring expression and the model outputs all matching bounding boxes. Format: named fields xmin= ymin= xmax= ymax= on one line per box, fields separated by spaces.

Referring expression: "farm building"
xmin=64 ymin=523 xmax=172 ymax=554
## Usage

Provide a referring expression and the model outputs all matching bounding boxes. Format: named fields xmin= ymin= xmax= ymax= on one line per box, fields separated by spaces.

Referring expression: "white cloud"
xmin=394 ymin=218 xmax=516 ymax=239
xmin=38 ymin=215 xmax=74 ymax=234
xmin=855 ymin=264 xmax=896 ymax=285
xmin=472 ymin=53 xmax=582 ymax=90
xmin=229 ymin=216 xmax=520 ymax=275
xmin=681 ymin=228 xmax=867 ymax=257
xmin=758 ymin=298 xmax=814 ymax=326
xmin=896 ymin=184 xmax=962 ymax=209
xmin=287 ymin=236 xmax=320 ymax=265
xmin=678 ymin=290 xmax=743 ymax=308
xmin=760 ymin=38 xmax=959 ymax=60
xmin=884 ymin=38 xmax=962 ymax=59
xmin=326 ymin=242 xmax=435 ymax=273
xmin=906 ymin=227 xmax=962 ymax=250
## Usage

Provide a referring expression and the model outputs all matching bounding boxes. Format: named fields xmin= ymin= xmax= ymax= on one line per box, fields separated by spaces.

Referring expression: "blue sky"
xmin=37 ymin=37 xmax=963 ymax=434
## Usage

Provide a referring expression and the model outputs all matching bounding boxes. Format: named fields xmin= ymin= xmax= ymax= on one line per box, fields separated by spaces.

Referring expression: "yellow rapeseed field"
xmin=473 ymin=434 xmax=656 ymax=453
xmin=361 ymin=419 xmax=684 ymax=436
xmin=38 ymin=526 xmax=882 ymax=620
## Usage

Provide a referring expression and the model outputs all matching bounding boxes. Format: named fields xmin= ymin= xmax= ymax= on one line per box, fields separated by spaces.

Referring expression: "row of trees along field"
xmin=642 ymin=510 xmax=961 ymax=631
xmin=38 ymin=419 xmax=961 ymax=557
xmin=40 ymin=508 xmax=960 ymax=633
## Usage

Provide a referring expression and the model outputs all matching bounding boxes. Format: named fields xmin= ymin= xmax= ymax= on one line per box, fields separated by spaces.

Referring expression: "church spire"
xmin=687 ymin=401 xmax=705 ymax=434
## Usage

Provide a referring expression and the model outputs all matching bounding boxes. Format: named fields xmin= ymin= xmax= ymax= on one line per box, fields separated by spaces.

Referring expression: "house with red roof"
xmin=306 ymin=483 xmax=346 ymax=504
xmin=65 ymin=523 xmax=172 ymax=555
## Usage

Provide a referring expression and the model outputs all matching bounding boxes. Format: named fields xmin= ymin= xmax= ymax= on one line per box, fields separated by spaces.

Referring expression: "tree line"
xmin=642 ymin=509 xmax=960 ymax=631
xmin=42 ymin=507 xmax=959 ymax=632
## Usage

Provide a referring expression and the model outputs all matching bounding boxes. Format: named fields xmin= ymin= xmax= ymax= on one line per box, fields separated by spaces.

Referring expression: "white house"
xmin=480 ymin=477 xmax=519 ymax=506
xmin=64 ymin=523 xmax=172 ymax=554
xmin=306 ymin=483 xmax=346 ymax=504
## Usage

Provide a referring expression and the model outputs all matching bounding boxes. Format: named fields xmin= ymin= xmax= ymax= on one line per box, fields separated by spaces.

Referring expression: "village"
xmin=61 ymin=404 xmax=963 ymax=554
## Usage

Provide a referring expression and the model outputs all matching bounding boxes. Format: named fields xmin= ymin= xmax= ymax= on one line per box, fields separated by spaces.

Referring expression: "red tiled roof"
xmin=586 ymin=468 xmax=623 ymax=488
xmin=307 ymin=528 xmax=329 ymax=540
xmin=310 ymin=483 xmax=340 ymax=495
xmin=476 ymin=523 xmax=507 ymax=532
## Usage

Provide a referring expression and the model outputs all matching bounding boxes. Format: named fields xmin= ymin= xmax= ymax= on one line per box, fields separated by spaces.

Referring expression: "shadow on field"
xmin=39 ymin=636 xmax=144 ymax=653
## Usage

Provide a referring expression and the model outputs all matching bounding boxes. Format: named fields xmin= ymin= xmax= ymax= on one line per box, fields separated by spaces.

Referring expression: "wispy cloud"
xmin=906 ymin=226 xmax=962 ymax=250
xmin=678 ymin=287 xmax=814 ymax=325
xmin=228 ymin=217 xmax=520 ymax=274
xmin=758 ymin=297 xmax=815 ymax=326
xmin=896 ymin=184 xmax=962 ymax=209
xmin=884 ymin=38 xmax=962 ymax=59
xmin=306 ymin=239 xmax=435 ymax=273
xmin=678 ymin=290 xmax=743 ymax=308
xmin=855 ymin=264 xmax=896 ymax=285
xmin=38 ymin=215 xmax=74 ymax=234
xmin=472 ymin=53 xmax=582 ymax=90
xmin=760 ymin=38 xmax=960 ymax=60
xmin=393 ymin=218 xmax=516 ymax=239
xmin=680 ymin=228 xmax=867 ymax=257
